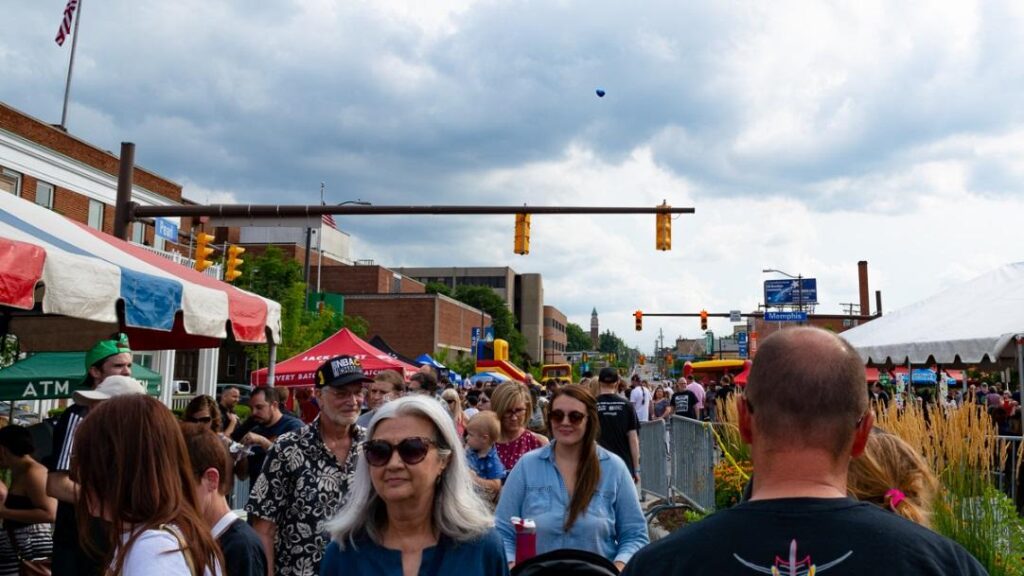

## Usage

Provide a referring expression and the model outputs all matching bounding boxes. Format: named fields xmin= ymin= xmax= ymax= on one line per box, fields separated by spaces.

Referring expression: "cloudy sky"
xmin=4 ymin=1 xmax=1024 ymax=351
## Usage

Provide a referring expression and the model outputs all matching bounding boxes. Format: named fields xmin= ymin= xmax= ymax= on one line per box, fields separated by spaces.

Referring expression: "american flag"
xmin=322 ymin=214 xmax=338 ymax=230
xmin=55 ymin=0 xmax=79 ymax=46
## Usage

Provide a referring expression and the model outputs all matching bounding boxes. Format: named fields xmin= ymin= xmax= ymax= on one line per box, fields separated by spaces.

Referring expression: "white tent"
xmin=842 ymin=262 xmax=1024 ymax=365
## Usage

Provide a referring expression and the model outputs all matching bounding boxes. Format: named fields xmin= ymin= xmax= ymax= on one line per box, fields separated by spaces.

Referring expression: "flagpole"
xmin=317 ymin=182 xmax=324 ymax=294
xmin=59 ymin=0 xmax=83 ymax=131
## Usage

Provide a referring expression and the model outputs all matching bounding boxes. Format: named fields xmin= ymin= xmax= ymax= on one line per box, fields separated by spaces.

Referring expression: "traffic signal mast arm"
xmin=637 ymin=312 xmax=768 ymax=318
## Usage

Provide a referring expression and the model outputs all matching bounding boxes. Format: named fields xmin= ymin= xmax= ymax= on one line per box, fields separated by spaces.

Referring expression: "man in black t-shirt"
xmin=595 ymin=367 xmax=640 ymax=482
xmin=218 ymin=385 xmax=242 ymax=434
xmin=665 ymin=377 xmax=698 ymax=420
xmin=47 ymin=334 xmax=134 ymax=576
xmin=241 ymin=387 xmax=304 ymax=478
xmin=624 ymin=327 xmax=986 ymax=576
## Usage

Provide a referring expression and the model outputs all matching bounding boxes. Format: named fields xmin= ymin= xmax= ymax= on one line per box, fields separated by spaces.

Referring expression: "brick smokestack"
xmin=858 ymin=261 xmax=870 ymax=316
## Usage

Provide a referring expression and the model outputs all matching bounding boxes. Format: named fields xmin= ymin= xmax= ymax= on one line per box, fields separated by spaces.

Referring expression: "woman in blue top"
xmin=321 ymin=396 xmax=508 ymax=576
xmin=495 ymin=385 xmax=649 ymax=571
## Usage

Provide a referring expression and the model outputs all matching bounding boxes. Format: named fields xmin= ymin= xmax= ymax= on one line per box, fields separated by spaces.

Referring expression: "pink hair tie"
xmin=886 ymin=489 xmax=906 ymax=511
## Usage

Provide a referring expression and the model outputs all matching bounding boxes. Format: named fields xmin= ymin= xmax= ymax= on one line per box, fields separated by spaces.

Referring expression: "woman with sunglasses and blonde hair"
xmin=491 ymin=383 xmax=549 ymax=472
xmin=440 ymin=388 xmax=467 ymax=438
xmin=494 ymin=386 xmax=648 ymax=571
xmin=322 ymin=396 xmax=508 ymax=575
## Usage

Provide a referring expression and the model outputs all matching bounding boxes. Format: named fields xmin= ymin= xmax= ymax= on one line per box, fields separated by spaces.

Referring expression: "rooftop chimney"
xmin=858 ymin=261 xmax=870 ymax=316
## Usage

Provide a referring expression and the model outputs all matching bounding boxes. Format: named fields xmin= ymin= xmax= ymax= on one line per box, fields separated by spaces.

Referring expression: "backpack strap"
xmin=159 ymin=524 xmax=197 ymax=576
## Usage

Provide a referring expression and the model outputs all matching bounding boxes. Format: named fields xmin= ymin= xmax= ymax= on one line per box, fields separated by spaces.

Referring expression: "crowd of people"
xmin=0 ymin=327 xmax=998 ymax=574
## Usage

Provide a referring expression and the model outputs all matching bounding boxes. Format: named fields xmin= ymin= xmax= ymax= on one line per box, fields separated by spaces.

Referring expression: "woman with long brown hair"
xmin=494 ymin=385 xmax=648 ymax=571
xmin=183 ymin=394 xmax=223 ymax=433
xmin=73 ymin=395 xmax=223 ymax=575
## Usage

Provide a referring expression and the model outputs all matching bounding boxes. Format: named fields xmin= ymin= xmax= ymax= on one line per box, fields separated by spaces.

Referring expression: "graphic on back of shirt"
xmin=733 ymin=539 xmax=852 ymax=575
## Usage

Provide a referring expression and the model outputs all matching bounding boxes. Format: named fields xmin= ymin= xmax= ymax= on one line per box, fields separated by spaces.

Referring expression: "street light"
xmin=305 ymin=199 xmax=373 ymax=308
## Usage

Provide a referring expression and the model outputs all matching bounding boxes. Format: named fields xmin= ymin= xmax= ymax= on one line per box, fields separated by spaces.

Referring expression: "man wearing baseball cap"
xmin=48 ymin=333 xmax=136 ymax=575
xmin=246 ymin=355 xmax=370 ymax=576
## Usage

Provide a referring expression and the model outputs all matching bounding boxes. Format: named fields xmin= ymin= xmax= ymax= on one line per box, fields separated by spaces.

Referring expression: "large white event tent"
xmin=842 ymin=262 xmax=1024 ymax=367
xmin=842 ymin=262 xmax=1024 ymax=421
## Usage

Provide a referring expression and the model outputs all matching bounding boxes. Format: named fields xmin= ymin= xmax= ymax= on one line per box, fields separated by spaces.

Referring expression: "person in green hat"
xmin=46 ymin=333 xmax=134 ymax=576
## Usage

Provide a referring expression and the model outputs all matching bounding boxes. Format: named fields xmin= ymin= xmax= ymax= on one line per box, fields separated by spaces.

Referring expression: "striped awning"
xmin=0 ymin=193 xmax=281 ymax=351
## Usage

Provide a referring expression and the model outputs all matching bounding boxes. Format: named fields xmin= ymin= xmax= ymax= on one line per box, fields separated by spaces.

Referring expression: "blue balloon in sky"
xmin=596 ymin=89 xmax=606 ymax=98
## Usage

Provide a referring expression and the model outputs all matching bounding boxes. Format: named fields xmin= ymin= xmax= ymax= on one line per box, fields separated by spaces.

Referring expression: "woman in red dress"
xmin=491 ymin=382 xmax=549 ymax=471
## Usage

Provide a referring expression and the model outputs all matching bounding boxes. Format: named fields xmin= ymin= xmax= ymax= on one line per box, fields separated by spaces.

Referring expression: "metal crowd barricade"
xmin=639 ymin=419 xmax=670 ymax=500
xmin=230 ymin=475 xmax=251 ymax=511
xmin=996 ymin=435 xmax=1023 ymax=509
xmin=668 ymin=416 xmax=716 ymax=513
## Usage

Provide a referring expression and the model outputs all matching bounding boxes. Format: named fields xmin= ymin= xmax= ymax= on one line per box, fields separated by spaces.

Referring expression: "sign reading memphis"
xmin=764 ymin=311 xmax=808 ymax=322
xmin=763 ymin=278 xmax=818 ymax=305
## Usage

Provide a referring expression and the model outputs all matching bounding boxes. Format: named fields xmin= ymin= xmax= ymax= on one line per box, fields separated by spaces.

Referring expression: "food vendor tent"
xmin=0 ymin=352 xmax=161 ymax=400
xmin=0 ymin=193 xmax=281 ymax=351
xmin=250 ymin=328 xmax=416 ymax=386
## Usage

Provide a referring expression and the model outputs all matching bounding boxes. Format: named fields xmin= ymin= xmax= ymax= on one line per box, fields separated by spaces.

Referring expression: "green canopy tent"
xmin=0 ymin=352 xmax=162 ymax=401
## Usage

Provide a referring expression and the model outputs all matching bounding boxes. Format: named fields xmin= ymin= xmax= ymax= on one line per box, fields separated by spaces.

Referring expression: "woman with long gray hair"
xmin=321 ymin=395 xmax=508 ymax=575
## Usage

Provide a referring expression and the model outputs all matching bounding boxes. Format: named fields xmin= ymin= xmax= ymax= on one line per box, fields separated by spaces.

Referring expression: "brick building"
xmin=543 ymin=305 xmax=568 ymax=364
xmin=395 ymin=266 xmax=549 ymax=363
xmin=344 ymin=294 xmax=489 ymax=361
xmin=0 ymin=101 xmax=230 ymax=399
xmin=0 ymin=102 xmax=180 ymax=246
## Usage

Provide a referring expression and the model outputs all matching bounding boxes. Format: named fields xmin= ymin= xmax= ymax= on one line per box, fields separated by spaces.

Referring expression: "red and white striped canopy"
xmin=0 ymin=193 xmax=281 ymax=351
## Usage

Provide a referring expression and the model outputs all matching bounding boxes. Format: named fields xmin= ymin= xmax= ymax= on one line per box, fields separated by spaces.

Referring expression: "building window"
xmin=87 ymin=199 xmax=104 ymax=230
xmin=35 ymin=181 xmax=54 ymax=209
xmin=132 ymin=353 xmax=153 ymax=369
xmin=0 ymin=169 xmax=21 ymax=196
xmin=131 ymin=222 xmax=146 ymax=244
xmin=226 ymin=354 xmax=238 ymax=377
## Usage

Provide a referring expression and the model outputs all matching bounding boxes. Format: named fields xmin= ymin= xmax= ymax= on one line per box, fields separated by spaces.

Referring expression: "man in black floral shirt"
xmin=246 ymin=355 xmax=371 ymax=576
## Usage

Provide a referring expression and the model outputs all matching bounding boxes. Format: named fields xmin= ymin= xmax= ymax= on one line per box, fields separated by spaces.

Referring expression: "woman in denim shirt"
xmin=495 ymin=386 xmax=649 ymax=571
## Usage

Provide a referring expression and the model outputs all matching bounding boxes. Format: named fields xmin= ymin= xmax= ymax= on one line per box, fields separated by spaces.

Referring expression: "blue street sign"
xmin=765 ymin=311 xmax=808 ymax=322
xmin=764 ymin=278 xmax=818 ymax=305
xmin=155 ymin=218 xmax=179 ymax=242
xmin=737 ymin=332 xmax=749 ymax=358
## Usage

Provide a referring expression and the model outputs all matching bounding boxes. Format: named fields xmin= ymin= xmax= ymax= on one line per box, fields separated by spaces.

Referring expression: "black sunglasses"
xmin=550 ymin=410 xmax=586 ymax=425
xmin=188 ymin=416 xmax=213 ymax=424
xmin=365 ymin=437 xmax=439 ymax=467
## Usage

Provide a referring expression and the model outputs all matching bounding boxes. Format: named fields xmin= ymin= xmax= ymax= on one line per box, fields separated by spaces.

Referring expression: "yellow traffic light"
xmin=514 ymin=213 xmax=531 ymax=255
xmin=700 ymin=309 xmax=708 ymax=331
xmin=655 ymin=201 xmax=671 ymax=251
xmin=224 ymin=244 xmax=245 ymax=282
xmin=194 ymin=232 xmax=215 ymax=272
xmin=639 ymin=354 xmax=646 ymax=365
xmin=634 ymin=310 xmax=643 ymax=331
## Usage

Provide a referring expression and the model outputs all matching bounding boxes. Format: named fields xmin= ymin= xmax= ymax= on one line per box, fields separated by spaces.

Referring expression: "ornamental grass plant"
xmin=875 ymin=399 xmax=1024 ymax=575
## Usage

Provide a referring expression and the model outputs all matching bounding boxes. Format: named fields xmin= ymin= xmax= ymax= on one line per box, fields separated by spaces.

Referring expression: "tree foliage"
xmin=598 ymin=330 xmax=639 ymax=369
xmin=448 ymin=285 xmax=528 ymax=365
xmin=243 ymin=246 xmax=368 ymax=367
xmin=566 ymin=322 xmax=591 ymax=351
xmin=424 ymin=282 xmax=452 ymax=298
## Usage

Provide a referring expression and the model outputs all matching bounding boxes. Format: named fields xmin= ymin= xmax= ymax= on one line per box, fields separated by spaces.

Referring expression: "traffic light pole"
xmin=125 ymin=204 xmax=696 ymax=223
xmin=639 ymin=312 xmax=766 ymax=318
